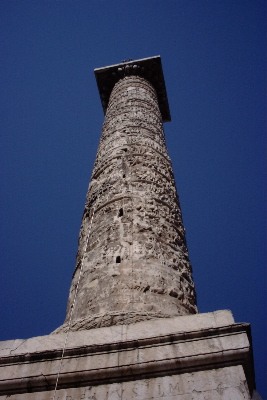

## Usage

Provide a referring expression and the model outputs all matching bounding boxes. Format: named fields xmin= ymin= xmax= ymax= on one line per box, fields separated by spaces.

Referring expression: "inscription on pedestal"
xmin=3 ymin=367 xmax=250 ymax=400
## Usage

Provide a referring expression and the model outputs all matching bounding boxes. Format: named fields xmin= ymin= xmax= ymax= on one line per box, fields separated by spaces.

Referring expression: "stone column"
xmin=60 ymin=58 xmax=197 ymax=332
xmin=0 ymin=57 xmax=256 ymax=400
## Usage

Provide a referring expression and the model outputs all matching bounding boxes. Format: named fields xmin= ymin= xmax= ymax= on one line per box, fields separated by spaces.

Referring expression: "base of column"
xmin=55 ymin=309 xmax=195 ymax=333
xmin=0 ymin=310 xmax=257 ymax=399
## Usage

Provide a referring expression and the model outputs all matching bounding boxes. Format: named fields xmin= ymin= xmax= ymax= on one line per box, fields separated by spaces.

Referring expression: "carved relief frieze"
xmin=60 ymin=74 xmax=197 ymax=332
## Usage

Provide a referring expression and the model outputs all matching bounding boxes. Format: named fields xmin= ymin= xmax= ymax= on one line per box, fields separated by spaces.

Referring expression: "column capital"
xmin=94 ymin=56 xmax=171 ymax=122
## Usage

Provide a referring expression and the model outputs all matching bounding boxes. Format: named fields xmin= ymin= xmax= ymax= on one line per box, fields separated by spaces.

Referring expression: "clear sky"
xmin=1 ymin=0 xmax=266 ymax=397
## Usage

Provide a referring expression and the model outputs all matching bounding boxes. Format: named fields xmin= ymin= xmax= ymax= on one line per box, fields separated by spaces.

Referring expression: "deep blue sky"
xmin=1 ymin=0 xmax=266 ymax=397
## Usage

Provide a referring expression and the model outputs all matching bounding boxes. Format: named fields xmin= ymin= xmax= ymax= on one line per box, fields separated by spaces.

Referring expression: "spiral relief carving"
xmin=58 ymin=73 xmax=197 ymax=332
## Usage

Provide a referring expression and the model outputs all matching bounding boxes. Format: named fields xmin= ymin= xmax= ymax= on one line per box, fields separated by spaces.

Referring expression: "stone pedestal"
xmin=0 ymin=311 xmax=255 ymax=399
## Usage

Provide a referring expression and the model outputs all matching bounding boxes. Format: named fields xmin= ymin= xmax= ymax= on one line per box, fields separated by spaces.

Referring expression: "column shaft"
xmin=62 ymin=75 xmax=197 ymax=331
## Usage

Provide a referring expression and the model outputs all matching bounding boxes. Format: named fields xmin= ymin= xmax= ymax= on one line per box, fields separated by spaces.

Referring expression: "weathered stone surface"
xmin=0 ymin=367 xmax=251 ymax=399
xmin=0 ymin=58 xmax=257 ymax=399
xmin=0 ymin=311 xmax=255 ymax=399
xmin=59 ymin=69 xmax=197 ymax=332
xmin=0 ymin=311 xmax=235 ymax=356
xmin=95 ymin=56 xmax=171 ymax=122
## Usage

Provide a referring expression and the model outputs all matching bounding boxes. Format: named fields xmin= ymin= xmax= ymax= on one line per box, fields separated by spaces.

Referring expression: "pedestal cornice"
xmin=0 ymin=311 xmax=255 ymax=398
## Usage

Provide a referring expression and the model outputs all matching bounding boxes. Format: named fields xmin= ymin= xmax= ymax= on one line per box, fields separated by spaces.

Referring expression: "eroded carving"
xmin=58 ymin=75 xmax=197 ymax=333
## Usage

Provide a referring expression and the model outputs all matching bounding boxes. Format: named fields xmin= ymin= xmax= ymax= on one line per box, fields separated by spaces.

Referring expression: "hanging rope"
xmin=52 ymin=205 xmax=96 ymax=399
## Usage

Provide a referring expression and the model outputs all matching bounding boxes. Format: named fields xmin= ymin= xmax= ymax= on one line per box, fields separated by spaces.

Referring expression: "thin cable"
xmin=52 ymin=206 xmax=96 ymax=399
xmin=129 ymin=142 xmax=134 ymax=311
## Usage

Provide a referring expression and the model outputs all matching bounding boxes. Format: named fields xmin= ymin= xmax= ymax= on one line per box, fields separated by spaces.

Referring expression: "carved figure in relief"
xmin=58 ymin=72 xmax=197 ymax=333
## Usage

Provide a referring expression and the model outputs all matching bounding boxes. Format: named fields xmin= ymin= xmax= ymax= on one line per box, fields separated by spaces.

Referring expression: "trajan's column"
xmin=60 ymin=56 xmax=197 ymax=332
xmin=0 ymin=57 xmax=257 ymax=400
